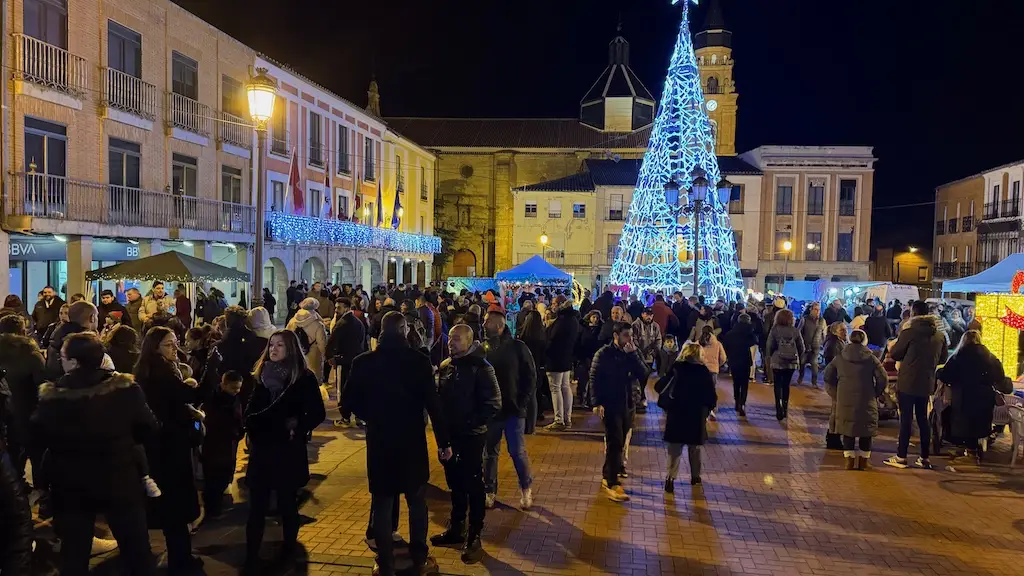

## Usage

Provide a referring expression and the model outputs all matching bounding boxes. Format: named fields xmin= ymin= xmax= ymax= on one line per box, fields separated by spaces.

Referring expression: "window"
xmin=221 ymin=75 xmax=243 ymax=117
xmin=524 ymin=202 xmax=537 ymax=218
xmin=395 ymin=155 xmax=404 ymax=192
xmin=171 ymin=51 xmax=198 ymax=100
xmin=773 ymin=231 xmax=791 ymax=260
xmin=458 ymin=205 xmax=471 ymax=226
xmin=706 ymin=76 xmax=719 ymax=93
xmin=108 ymin=138 xmax=140 ymax=213
xmin=994 ymin=184 xmax=1001 ymax=202
xmin=107 ymin=20 xmax=141 ymax=78
xmin=171 ymin=153 xmax=197 ymax=197
xmin=308 ymin=111 xmax=323 ymax=167
xmin=947 ymin=217 xmax=957 ymax=233
xmin=221 ymin=166 xmax=242 ymax=205
xmin=965 ymin=244 xmax=972 ymax=264
xmin=24 ymin=117 xmax=68 ymax=212
xmin=728 ymin=185 xmax=744 ymax=214
xmin=420 ymin=216 xmax=425 ymax=233
xmin=336 ymin=125 xmax=349 ymax=173
xmin=338 ymin=193 xmax=348 ymax=219
xmin=607 ymin=234 xmax=621 ymax=264
xmin=271 ymin=180 xmax=285 ymax=212
xmin=548 ymin=200 xmax=562 ymax=219
xmin=733 ymin=230 xmax=742 ymax=261
xmin=364 ymin=137 xmax=375 ymax=181
xmin=776 ymin=185 xmax=793 ymax=215
xmin=306 ymin=186 xmax=322 ymax=218
xmin=420 ymin=165 xmax=428 ymax=200
xmin=573 ymin=203 xmax=586 ymax=219
xmin=918 ymin=267 xmax=928 ymax=282
xmin=24 ymin=0 xmax=67 ymax=48
xmin=609 ymin=194 xmax=624 ymax=220
xmin=806 ymin=232 xmax=822 ymax=261
xmin=270 ymin=95 xmax=287 ymax=155
xmin=839 ymin=180 xmax=856 ymax=216
xmin=807 ymin=184 xmax=824 ymax=215
xmin=837 ymin=232 xmax=854 ymax=262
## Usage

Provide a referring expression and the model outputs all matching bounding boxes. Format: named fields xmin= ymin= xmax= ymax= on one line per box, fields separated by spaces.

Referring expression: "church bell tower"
xmin=694 ymin=0 xmax=738 ymax=155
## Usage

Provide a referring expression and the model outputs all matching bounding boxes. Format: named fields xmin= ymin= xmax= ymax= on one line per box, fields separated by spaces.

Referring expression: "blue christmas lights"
xmin=609 ymin=0 xmax=743 ymax=300
xmin=266 ymin=212 xmax=441 ymax=254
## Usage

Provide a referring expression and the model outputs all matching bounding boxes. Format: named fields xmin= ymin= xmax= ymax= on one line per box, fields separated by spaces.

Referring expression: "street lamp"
xmin=539 ymin=233 xmax=549 ymax=260
xmin=246 ymin=67 xmax=276 ymax=307
xmin=908 ymin=245 xmax=919 ymax=253
xmin=782 ymin=240 xmax=793 ymax=293
xmin=688 ymin=170 xmax=709 ymax=296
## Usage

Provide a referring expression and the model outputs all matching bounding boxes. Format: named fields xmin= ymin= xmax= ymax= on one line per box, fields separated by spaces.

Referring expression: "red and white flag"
xmin=322 ymin=161 xmax=333 ymax=218
xmin=287 ymin=147 xmax=304 ymax=215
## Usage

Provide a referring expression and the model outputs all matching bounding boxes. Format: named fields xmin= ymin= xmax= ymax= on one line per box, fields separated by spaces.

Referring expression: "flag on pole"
xmin=353 ymin=194 xmax=361 ymax=223
xmin=375 ymin=180 xmax=384 ymax=227
xmin=321 ymin=161 xmax=332 ymax=219
xmin=391 ymin=189 xmax=402 ymax=230
xmin=287 ymin=147 xmax=304 ymax=215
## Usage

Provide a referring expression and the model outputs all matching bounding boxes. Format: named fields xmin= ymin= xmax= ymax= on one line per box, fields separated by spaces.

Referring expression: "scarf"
xmin=261 ymin=360 xmax=291 ymax=401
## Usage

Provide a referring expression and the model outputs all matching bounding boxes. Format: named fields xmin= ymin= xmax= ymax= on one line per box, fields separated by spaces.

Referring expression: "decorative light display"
xmin=609 ymin=0 xmax=743 ymax=299
xmin=266 ymin=211 xmax=441 ymax=254
xmin=1012 ymin=270 xmax=1024 ymax=294
xmin=976 ymin=293 xmax=1024 ymax=379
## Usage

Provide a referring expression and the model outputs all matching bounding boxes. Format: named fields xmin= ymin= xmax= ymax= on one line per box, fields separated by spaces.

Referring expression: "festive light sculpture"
xmin=609 ymin=0 xmax=743 ymax=299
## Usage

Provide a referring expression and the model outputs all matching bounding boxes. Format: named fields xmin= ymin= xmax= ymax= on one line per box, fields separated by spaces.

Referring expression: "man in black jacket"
xmin=346 ymin=312 xmax=450 ymax=576
xmin=328 ymin=297 xmax=366 ymax=426
xmin=589 ymin=322 xmax=648 ymax=503
xmin=31 ymin=285 xmax=64 ymax=342
xmin=45 ymin=301 xmax=98 ymax=380
xmin=430 ymin=324 xmax=501 ymax=564
xmin=481 ymin=310 xmax=536 ymax=510
xmin=544 ymin=298 xmax=580 ymax=430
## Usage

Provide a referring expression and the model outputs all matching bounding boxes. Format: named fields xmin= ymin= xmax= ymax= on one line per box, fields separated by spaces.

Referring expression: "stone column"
xmin=409 ymin=258 xmax=418 ymax=285
xmin=424 ymin=261 xmax=433 ymax=285
xmin=395 ymin=256 xmax=404 ymax=284
xmin=66 ymin=236 xmax=94 ymax=298
xmin=0 ymin=231 xmax=10 ymax=299
xmin=236 ymin=245 xmax=253 ymax=306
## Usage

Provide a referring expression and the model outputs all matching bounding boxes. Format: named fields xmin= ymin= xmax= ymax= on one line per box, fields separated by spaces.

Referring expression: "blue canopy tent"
xmin=495 ymin=255 xmax=572 ymax=284
xmin=941 ymin=254 xmax=1024 ymax=294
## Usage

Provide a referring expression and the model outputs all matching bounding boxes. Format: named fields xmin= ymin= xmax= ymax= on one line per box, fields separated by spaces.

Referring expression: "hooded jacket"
xmin=436 ymin=344 xmax=501 ymax=437
xmin=889 ymin=315 xmax=948 ymax=396
xmin=31 ymin=370 xmax=158 ymax=510
xmin=287 ymin=309 xmax=328 ymax=382
xmin=823 ymin=343 xmax=887 ymax=438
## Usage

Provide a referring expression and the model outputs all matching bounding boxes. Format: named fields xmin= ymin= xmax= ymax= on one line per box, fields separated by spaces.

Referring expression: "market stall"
xmin=495 ymin=255 xmax=573 ymax=334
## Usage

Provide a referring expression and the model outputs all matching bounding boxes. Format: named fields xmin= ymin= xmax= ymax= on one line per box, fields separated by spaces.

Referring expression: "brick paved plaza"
xmin=91 ymin=377 xmax=1024 ymax=575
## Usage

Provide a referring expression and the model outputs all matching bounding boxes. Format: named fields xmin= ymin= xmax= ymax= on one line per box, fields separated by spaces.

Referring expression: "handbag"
xmin=655 ymin=372 xmax=677 ymax=410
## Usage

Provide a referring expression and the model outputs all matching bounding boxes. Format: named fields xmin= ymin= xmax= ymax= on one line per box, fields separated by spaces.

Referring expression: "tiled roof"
xmin=515 ymin=172 xmax=595 ymax=193
xmin=513 ymin=156 xmax=760 ymax=193
xmin=383 ymin=118 xmax=652 ymax=149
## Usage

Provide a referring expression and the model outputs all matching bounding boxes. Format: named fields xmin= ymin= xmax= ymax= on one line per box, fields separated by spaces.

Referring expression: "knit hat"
xmin=299 ymin=297 xmax=320 ymax=311
xmin=774 ymin=297 xmax=787 ymax=309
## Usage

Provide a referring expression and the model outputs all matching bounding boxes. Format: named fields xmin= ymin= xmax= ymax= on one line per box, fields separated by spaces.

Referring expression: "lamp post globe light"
xmin=687 ymin=169 xmax=709 ymax=297
xmin=539 ymin=233 xmax=549 ymax=260
xmin=782 ymin=240 xmax=793 ymax=293
xmin=247 ymin=67 xmax=277 ymax=308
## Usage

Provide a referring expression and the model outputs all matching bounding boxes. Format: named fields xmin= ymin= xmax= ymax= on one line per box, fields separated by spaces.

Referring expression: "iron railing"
xmin=166 ymin=92 xmax=211 ymax=136
xmin=947 ymin=218 xmax=958 ymax=234
xmin=13 ymin=33 xmax=88 ymax=97
xmin=1002 ymin=198 xmax=1021 ymax=219
xmin=270 ymin=135 xmax=288 ymax=156
xmin=420 ymin=182 xmax=428 ymax=201
xmin=217 ymin=111 xmax=252 ymax=149
xmin=962 ymin=215 xmax=974 ymax=232
xmin=103 ymin=67 xmax=157 ymax=119
xmin=983 ymin=201 xmax=1000 ymax=220
xmin=934 ymin=261 xmax=990 ymax=280
xmin=3 ymin=172 xmax=254 ymax=234
xmin=308 ymin=139 xmax=324 ymax=167
xmin=519 ymin=252 xmax=593 ymax=268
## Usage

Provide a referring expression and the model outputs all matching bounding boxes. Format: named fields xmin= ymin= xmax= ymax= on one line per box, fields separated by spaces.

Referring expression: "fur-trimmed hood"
xmin=38 ymin=370 xmax=136 ymax=402
xmin=0 ymin=332 xmax=42 ymax=363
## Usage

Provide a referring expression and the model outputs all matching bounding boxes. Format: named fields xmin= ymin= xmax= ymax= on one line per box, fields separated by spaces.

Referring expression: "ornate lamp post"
xmin=539 ymin=233 xmax=550 ymax=261
xmin=246 ymin=68 xmax=277 ymax=307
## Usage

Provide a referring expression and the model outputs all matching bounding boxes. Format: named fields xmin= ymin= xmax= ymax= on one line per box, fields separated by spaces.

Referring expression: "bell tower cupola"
xmin=580 ymin=26 xmax=656 ymax=133
xmin=694 ymin=0 xmax=738 ymax=155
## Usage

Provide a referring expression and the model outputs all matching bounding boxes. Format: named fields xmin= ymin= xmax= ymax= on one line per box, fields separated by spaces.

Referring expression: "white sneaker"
xmin=484 ymin=493 xmax=496 ymax=509
xmin=91 ymin=537 xmax=118 ymax=556
xmin=143 ymin=475 xmax=162 ymax=498
xmin=519 ymin=488 xmax=533 ymax=510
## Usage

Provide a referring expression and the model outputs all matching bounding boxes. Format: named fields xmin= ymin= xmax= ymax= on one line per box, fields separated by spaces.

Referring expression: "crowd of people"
xmin=0 ymin=278 xmax=1017 ymax=575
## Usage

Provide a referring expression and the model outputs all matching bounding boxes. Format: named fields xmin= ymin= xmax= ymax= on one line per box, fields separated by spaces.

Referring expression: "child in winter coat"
xmin=698 ymin=325 xmax=727 ymax=420
xmin=201 ymin=370 xmax=245 ymax=518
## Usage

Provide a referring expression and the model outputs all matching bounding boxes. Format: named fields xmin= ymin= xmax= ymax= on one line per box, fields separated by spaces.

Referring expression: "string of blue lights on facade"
xmin=267 ymin=212 xmax=441 ymax=254
xmin=610 ymin=0 xmax=743 ymax=299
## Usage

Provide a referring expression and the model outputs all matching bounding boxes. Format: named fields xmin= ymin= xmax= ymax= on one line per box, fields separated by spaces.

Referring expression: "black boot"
xmin=430 ymin=522 xmax=465 ymax=547
xmin=460 ymin=528 xmax=483 ymax=564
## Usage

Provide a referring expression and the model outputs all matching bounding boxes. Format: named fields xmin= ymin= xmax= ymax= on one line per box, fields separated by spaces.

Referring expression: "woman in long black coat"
xmin=134 ymin=326 xmax=204 ymax=573
xmin=517 ymin=310 xmax=548 ymax=432
xmin=654 ymin=342 xmax=717 ymax=492
xmin=936 ymin=330 xmax=1007 ymax=458
xmin=244 ymin=330 xmax=326 ymax=569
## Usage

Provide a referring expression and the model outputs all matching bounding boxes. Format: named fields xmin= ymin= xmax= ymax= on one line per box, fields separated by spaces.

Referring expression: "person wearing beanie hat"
xmin=823 ymin=327 xmax=887 ymax=471
xmin=287 ymin=298 xmax=328 ymax=382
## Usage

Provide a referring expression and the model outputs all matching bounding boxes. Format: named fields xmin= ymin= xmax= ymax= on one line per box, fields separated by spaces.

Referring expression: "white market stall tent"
xmin=941 ymin=253 xmax=1024 ymax=294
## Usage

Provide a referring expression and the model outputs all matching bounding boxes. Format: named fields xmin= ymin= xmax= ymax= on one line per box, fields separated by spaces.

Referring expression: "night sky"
xmin=176 ymin=0 xmax=1024 ymax=256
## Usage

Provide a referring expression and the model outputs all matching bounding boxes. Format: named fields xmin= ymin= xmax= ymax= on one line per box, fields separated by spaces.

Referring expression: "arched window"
xmin=710 ymin=54 xmax=718 ymax=64
xmin=706 ymin=76 xmax=719 ymax=94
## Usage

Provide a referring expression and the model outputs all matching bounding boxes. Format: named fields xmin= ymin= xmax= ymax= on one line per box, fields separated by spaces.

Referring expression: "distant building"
xmin=932 ymin=173 xmax=984 ymax=283
xmin=874 ymin=247 xmax=931 ymax=286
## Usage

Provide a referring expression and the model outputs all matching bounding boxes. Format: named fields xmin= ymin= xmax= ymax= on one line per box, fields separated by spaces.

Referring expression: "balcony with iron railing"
xmin=1003 ymin=198 xmax=1021 ymax=219
xmin=13 ymin=33 xmax=88 ymax=97
xmin=934 ymin=260 xmax=993 ymax=280
xmin=270 ymin=134 xmax=288 ymax=156
xmin=2 ymin=171 xmax=254 ymax=235
xmin=983 ymin=201 xmax=1001 ymax=220
xmin=166 ymin=92 xmax=211 ymax=136
xmin=518 ymin=252 xmax=593 ymax=268
xmin=217 ymin=111 xmax=252 ymax=149
xmin=962 ymin=215 xmax=974 ymax=232
xmin=364 ymin=159 xmax=376 ymax=182
xmin=947 ymin=218 xmax=958 ymax=234
xmin=838 ymin=201 xmax=856 ymax=217
xmin=308 ymin=140 xmax=324 ymax=168
xmin=103 ymin=68 xmax=157 ymax=120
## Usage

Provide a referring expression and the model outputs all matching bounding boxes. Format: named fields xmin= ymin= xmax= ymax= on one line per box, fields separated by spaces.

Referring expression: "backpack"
xmin=293 ymin=326 xmax=312 ymax=355
xmin=775 ymin=333 xmax=799 ymax=363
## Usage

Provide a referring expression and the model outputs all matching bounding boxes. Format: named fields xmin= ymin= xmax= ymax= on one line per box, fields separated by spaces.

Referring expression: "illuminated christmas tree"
xmin=609 ymin=0 xmax=743 ymax=299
